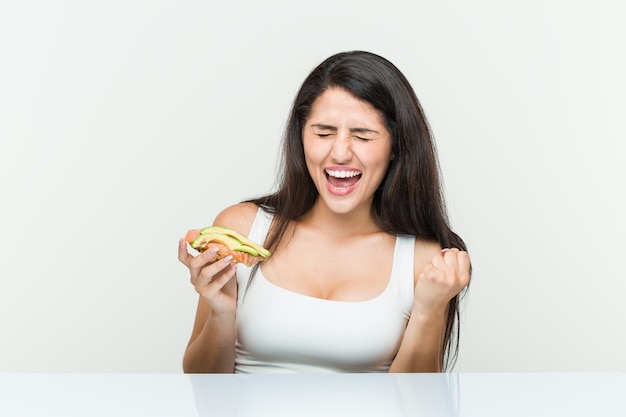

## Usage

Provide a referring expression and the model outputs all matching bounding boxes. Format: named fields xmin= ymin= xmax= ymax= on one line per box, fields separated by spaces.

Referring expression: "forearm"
xmin=183 ymin=312 xmax=236 ymax=373
xmin=388 ymin=308 xmax=447 ymax=373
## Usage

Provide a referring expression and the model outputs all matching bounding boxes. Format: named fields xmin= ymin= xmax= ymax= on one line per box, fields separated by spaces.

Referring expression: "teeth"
xmin=325 ymin=169 xmax=361 ymax=178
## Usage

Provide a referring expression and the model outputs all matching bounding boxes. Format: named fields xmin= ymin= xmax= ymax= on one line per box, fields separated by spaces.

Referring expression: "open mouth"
xmin=325 ymin=169 xmax=362 ymax=189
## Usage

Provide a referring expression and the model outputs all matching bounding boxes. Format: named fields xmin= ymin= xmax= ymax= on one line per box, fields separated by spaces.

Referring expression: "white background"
xmin=1 ymin=0 xmax=624 ymax=373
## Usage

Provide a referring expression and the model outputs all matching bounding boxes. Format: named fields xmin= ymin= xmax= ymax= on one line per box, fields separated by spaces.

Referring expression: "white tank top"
xmin=234 ymin=207 xmax=416 ymax=373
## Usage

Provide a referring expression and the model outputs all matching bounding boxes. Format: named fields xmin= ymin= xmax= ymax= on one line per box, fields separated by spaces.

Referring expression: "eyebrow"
xmin=310 ymin=124 xmax=380 ymax=135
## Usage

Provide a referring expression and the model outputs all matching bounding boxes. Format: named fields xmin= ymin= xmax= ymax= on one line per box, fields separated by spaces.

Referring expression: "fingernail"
xmin=222 ymin=255 xmax=233 ymax=263
xmin=208 ymin=247 xmax=218 ymax=254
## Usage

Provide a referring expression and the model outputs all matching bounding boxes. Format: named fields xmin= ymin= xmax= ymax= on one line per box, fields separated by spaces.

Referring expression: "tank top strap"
xmin=236 ymin=206 xmax=273 ymax=299
xmin=391 ymin=234 xmax=416 ymax=317
xmin=247 ymin=206 xmax=274 ymax=244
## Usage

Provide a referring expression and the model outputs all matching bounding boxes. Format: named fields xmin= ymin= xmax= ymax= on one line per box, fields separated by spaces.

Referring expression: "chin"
xmin=321 ymin=196 xmax=368 ymax=216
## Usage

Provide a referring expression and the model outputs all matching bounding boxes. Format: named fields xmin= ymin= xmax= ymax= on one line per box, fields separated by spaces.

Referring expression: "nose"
xmin=330 ymin=135 xmax=353 ymax=163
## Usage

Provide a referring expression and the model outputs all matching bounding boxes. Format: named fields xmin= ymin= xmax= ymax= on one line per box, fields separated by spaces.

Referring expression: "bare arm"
xmin=182 ymin=291 xmax=237 ymax=373
xmin=389 ymin=306 xmax=448 ymax=372
xmin=180 ymin=203 xmax=258 ymax=373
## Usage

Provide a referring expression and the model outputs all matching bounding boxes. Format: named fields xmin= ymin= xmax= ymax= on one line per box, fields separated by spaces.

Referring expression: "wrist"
xmin=208 ymin=309 xmax=236 ymax=323
xmin=410 ymin=304 xmax=448 ymax=323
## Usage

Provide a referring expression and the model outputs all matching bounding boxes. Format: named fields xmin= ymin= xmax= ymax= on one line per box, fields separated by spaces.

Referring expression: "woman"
xmin=179 ymin=51 xmax=471 ymax=373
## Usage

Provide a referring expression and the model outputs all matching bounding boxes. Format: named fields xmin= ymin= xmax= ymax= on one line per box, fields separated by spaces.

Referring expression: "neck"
xmin=299 ymin=199 xmax=379 ymax=238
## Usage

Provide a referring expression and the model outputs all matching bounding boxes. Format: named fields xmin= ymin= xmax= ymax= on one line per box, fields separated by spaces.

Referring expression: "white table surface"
xmin=0 ymin=372 xmax=624 ymax=416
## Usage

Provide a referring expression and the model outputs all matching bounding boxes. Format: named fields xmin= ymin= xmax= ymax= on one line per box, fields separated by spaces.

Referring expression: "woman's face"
xmin=302 ymin=87 xmax=393 ymax=216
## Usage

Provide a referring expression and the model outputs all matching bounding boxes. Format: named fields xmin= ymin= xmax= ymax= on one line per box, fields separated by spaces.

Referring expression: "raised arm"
xmin=389 ymin=243 xmax=470 ymax=373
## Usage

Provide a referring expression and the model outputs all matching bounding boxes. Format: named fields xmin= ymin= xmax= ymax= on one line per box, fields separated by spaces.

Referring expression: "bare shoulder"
xmin=413 ymin=238 xmax=442 ymax=279
xmin=212 ymin=202 xmax=259 ymax=237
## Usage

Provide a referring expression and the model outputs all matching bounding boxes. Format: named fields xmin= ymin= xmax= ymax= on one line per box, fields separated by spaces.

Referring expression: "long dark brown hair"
xmin=246 ymin=50 xmax=470 ymax=370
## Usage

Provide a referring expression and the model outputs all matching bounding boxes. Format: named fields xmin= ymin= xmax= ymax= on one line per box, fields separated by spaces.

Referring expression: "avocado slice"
xmin=191 ymin=233 xmax=260 ymax=256
xmin=199 ymin=226 xmax=270 ymax=258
